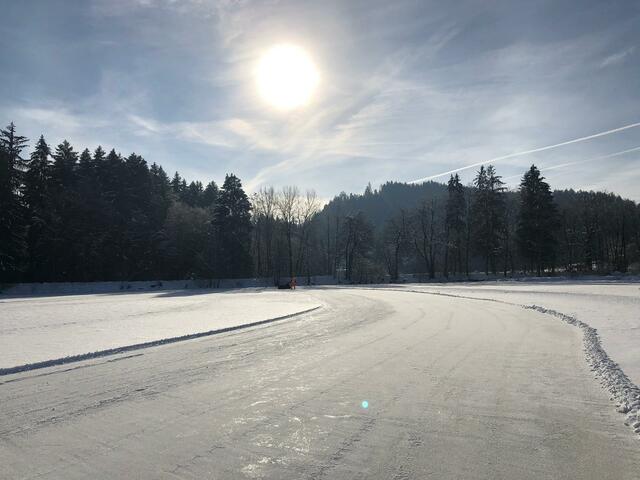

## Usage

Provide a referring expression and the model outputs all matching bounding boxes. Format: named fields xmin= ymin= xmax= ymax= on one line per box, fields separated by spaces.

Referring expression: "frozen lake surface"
xmin=2 ymin=286 xmax=639 ymax=479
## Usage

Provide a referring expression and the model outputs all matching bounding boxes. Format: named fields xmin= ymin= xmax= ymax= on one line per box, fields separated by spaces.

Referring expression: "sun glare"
xmin=256 ymin=44 xmax=319 ymax=110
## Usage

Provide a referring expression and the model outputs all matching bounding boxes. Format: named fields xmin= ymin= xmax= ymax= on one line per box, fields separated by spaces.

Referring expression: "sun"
xmin=256 ymin=44 xmax=320 ymax=110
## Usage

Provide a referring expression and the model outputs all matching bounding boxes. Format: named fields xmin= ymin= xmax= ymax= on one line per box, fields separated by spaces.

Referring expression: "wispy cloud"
xmin=3 ymin=0 xmax=640 ymax=199
xmin=128 ymin=114 xmax=236 ymax=148
xmin=600 ymin=46 xmax=636 ymax=68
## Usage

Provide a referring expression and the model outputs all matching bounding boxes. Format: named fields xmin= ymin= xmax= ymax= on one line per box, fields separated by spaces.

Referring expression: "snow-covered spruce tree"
xmin=517 ymin=164 xmax=559 ymax=275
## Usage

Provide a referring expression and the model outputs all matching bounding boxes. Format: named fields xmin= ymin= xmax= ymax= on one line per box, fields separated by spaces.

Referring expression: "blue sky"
xmin=1 ymin=0 xmax=639 ymax=200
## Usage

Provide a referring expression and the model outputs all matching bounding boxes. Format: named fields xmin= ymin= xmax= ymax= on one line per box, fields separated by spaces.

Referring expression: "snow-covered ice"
xmin=0 ymin=289 xmax=321 ymax=370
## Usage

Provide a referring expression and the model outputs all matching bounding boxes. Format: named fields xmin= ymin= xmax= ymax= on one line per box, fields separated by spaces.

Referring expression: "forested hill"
xmin=318 ymin=175 xmax=639 ymax=280
xmin=321 ymin=179 xmax=639 ymax=235
xmin=322 ymin=181 xmax=448 ymax=227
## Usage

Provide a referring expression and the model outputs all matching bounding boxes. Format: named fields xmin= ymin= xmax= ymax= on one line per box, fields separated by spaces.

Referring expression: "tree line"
xmin=320 ymin=168 xmax=639 ymax=282
xmin=0 ymin=122 xmax=252 ymax=283
xmin=1 ymin=122 xmax=639 ymax=285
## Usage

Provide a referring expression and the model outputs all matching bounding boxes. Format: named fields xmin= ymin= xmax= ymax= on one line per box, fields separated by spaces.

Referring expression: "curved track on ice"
xmin=1 ymin=288 xmax=639 ymax=479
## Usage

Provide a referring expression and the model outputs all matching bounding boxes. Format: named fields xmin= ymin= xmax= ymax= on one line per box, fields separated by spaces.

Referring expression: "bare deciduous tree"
xmin=382 ymin=209 xmax=409 ymax=281
xmin=410 ymin=199 xmax=438 ymax=279
xmin=295 ymin=190 xmax=320 ymax=283
xmin=276 ymin=186 xmax=300 ymax=279
xmin=252 ymin=186 xmax=277 ymax=283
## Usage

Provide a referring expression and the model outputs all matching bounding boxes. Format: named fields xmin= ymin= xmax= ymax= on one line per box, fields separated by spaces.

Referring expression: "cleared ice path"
xmin=396 ymin=282 xmax=640 ymax=385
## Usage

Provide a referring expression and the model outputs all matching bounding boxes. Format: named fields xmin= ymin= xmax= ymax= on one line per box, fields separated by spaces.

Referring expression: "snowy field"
xmin=392 ymin=281 xmax=640 ymax=386
xmin=0 ymin=289 xmax=321 ymax=370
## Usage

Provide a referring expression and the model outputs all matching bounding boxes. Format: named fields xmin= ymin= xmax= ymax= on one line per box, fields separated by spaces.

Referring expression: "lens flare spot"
xmin=361 ymin=400 xmax=369 ymax=409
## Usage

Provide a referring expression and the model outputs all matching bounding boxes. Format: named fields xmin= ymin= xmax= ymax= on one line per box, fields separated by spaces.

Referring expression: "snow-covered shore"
xmin=0 ymin=276 xmax=337 ymax=297
xmin=0 ymin=289 xmax=322 ymax=372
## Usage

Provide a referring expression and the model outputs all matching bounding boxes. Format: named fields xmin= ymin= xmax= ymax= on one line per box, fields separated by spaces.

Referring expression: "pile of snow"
xmin=526 ymin=305 xmax=640 ymax=436
xmin=402 ymin=282 xmax=640 ymax=382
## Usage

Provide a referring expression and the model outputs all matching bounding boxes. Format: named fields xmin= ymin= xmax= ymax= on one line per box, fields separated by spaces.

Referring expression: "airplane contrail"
xmin=409 ymin=121 xmax=640 ymax=183
xmin=501 ymin=145 xmax=640 ymax=182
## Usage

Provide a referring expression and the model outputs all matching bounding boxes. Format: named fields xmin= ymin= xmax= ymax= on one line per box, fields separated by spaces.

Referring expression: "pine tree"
xmin=51 ymin=141 xmax=77 ymax=190
xmin=48 ymin=141 xmax=80 ymax=279
xmin=171 ymin=172 xmax=183 ymax=196
xmin=93 ymin=145 xmax=106 ymax=162
xmin=124 ymin=153 xmax=151 ymax=209
xmin=444 ymin=174 xmax=466 ymax=277
xmin=364 ymin=182 xmax=374 ymax=196
xmin=23 ymin=136 xmax=50 ymax=215
xmin=517 ymin=165 xmax=559 ymax=275
xmin=148 ymin=163 xmax=172 ymax=278
xmin=23 ymin=135 xmax=51 ymax=280
xmin=0 ymin=122 xmax=29 ymax=280
xmin=74 ymin=147 xmax=103 ymax=281
xmin=179 ymin=179 xmax=188 ymax=202
xmin=92 ymin=145 xmax=106 ymax=185
xmin=120 ymin=153 xmax=153 ymax=278
xmin=149 ymin=163 xmax=171 ymax=224
xmin=78 ymin=148 xmax=93 ymax=179
xmin=184 ymin=180 xmax=204 ymax=207
xmin=472 ymin=165 xmax=505 ymax=274
xmin=203 ymin=181 xmax=218 ymax=208
xmin=77 ymin=147 xmax=99 ymax=206
xmin=212 ymin=174 xmax=253 ymax=278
